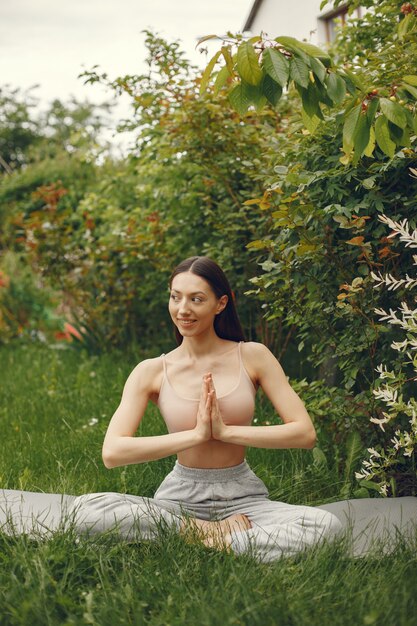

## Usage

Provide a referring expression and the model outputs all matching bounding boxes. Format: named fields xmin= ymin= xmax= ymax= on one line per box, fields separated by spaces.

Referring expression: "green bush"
xmin=201 ymin=0 xmax=417 ymax=493
xmin=0 ymin=251 xmax=63 ymax=343
xmin=5 ymin=32 xmax=282 ymax=350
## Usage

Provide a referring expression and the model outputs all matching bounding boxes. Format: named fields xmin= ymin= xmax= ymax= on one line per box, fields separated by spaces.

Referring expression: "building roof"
xmin=242 ymin=0 xmax=264 ymax=32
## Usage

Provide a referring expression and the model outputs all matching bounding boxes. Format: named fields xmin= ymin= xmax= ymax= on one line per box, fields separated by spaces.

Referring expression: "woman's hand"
xmin=194 ymin=375 xmax=213 ymax=443
xmin=206 ymin=374 xmax=229 ymax=441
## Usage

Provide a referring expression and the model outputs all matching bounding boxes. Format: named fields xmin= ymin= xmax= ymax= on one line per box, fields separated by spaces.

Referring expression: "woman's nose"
xmin=178 ymin=299 xmax=191 ymax=314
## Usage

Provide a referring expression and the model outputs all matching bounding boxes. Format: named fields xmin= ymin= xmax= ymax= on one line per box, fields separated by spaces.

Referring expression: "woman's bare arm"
xmin=211 ymin=343 xmax=317 ymax=449
xmin=102 ymin=359 xmax=211 ymax=468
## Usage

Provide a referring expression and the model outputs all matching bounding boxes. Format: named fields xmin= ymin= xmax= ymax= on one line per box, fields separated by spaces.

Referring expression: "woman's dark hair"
xmin=169 ymin=256 xmax=245 ymax=345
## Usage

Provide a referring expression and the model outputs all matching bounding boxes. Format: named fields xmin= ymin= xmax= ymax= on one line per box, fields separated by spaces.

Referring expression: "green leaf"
xmin=289 ymin=56 xmax=309 ymax=89
xmin=199 ymin=50 xmax=221 ymax=95
xmin=362 ymin=175 xmax=376 ymax=189
xmin=341 ymin=68 xmax=365 ymax=91
xmin=352 ymin=487 xmax=371 ymax=499
xmin=229 ymin=81 xmax=266 ymax=114
xmin=363 ymin=125 xmax=376 ymax=158
xmin=379 ymin=98 xmax=407 ymax=129
xmin=344 ymin=431 xmax=363 ymax=482
xmin=388 ymin=120 xmax=403 ymax=142
xmin=353 ymin=113 xmax=371 ymax=162
xmin=375 ymin=115 xmax=396 ymax=158
xmin=301 ymin=109 xmax=321 ymax=133
xmin=297 ymin=242 xmax=317 ymax=255
xmin=298 ymin=83 xmax=323 ymax=120
xmin=246 ymin=84 xmax=268 ymax=111
xmin=398 ymin=125 xmax=411 ymax=148
xmin=221 ymin=46 xmax=234 ymax=74
xmin=309 ymin=57 xmax=327 ymax=83
xmin=339 ymin=484 xmax=351 ymax=499
xmin=196 ymin=34 xmax=218 ymax=48
xmin=213 ymin=65 xmax=230 ymax=96
xmin=366 ymin=98 xmax=379 ymax=125
xmin=315 ymin=80 xmax=333 ymax=107
xmin=228 ymin=83 xmax=250 ymax=115
xmin=236 ymin=41 xmax=263 ymax=86
xmin=398 ymin=13 xmax=417 ymax=39
xmin=262 ymin=48 xmax=289 ymax=87
xmin=359 ymin=480 xmax=384 ymax=493
xmin=262 ymin=73 xmax=282 ymax=107
xmin=326 ymin=73 xmax=346 ymax=105
xmin=312 ymin=447 xmax=328 ymax=470
xmin=403 ymin=75 xmax=417 ymax=86
xmin=343 ymin=104 xmax=361 ymax=154
xmin=246 ymin=239 xmax=272 ymax=250
xmin=402 ymin=83 xmax=417 ymax=99
xmin=275 ymin=36 xmax=330 ymax=62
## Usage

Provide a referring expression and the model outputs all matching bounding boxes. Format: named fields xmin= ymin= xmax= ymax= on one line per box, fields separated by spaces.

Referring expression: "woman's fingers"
xmin=198 ymin=376 xmax=209 ymax=413
xmin=206 ymin=376 xmax=221 ymax=418
xmin=204 ymin=375 xmax=227 ymax=441
xmin=204 ymin=373 xmax=218 ymax=404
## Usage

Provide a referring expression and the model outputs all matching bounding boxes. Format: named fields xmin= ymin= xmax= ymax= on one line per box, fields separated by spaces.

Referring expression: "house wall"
xmin=245 ymin=0 xmax=325 ymax=43
xmin=243 ymin=0 xmax=360 ymax=44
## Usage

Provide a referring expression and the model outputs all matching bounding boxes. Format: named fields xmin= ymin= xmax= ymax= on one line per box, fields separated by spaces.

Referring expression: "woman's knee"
xmin=70 ymin=492 xmax=116 ymax=513
xmin=320 ymin=510 xmax=344 ymax=538
xmin=68 ymin=492 xmax=120 ymax=534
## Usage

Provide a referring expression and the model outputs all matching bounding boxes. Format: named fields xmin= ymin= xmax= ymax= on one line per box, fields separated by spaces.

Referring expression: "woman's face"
xmin=169 ymin=271 xmax=227 ymax=339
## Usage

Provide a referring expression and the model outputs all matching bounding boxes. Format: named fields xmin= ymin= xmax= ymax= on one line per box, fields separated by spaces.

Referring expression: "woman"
xmin=70 ymin=256 xmax=342 ymax=562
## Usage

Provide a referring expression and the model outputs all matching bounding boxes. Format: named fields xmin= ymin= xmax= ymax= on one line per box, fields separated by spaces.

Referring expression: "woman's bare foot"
xmin=180 ymin=517 xmax=226 ymax=549
xmin=180 ymin=514 xmax=251 ymax=551
xmin=220 ymin=513 xmax=252 ymax=535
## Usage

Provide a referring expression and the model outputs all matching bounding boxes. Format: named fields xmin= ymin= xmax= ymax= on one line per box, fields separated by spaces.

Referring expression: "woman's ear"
xmin=216 ymin=295 xmax=228 ymax=314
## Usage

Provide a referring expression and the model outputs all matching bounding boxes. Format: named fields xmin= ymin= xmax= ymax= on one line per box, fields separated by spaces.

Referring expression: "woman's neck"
xmin=179 ymin=332 xmax=230 ymax=360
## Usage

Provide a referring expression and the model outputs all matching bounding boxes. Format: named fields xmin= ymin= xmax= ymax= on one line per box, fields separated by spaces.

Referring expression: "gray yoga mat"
xmin=1 ymin=489 xmax=416 ymax=556
xmin=318 ymin=496 xmax=417 ymax=556
xmin=0 ymin=490 xmax=76 ymax=536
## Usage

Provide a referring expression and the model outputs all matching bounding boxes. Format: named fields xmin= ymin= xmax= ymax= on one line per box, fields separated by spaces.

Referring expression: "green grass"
xmin=1 ymin=343 xmax=416 ymax=626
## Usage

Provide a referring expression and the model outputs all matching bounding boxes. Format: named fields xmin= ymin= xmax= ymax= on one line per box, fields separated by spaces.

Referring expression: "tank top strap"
xmin=238 ymin=340 xmax=244 ymax=363
xmin=160 ymin=353 xmax=167 ymax=375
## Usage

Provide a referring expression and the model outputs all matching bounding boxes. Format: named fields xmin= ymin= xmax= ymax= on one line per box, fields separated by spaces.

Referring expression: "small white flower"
xmin=370 ymin=416 xmax=388 ymax=431
xmin=380 ymin=484 xmax=388 ymax=496
xmin=355 ymin=471 xmax=369 ymax=480
xmin=391 ymin=437 xmax=401 ymax=451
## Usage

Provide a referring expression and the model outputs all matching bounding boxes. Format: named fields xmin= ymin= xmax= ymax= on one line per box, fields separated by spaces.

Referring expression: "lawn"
xmin=0 ymin=343 xmax=416 ymax=626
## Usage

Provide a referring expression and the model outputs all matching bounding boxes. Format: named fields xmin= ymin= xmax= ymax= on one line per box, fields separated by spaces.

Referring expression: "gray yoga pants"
xmin=69 ymin=460 xmax=343 ymax=563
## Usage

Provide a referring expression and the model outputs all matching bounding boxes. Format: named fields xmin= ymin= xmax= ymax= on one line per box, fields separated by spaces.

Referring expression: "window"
xmin=319 ymin=4 xmax=362 ymax=43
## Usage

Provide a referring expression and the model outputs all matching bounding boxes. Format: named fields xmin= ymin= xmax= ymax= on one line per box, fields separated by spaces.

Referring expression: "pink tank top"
xmin=157 ymin=342 xmax=256 ymax=433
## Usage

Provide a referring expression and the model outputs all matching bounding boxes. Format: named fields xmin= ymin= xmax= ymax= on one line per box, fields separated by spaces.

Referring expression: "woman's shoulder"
xmin=241 ymin=341 xmax=274 ymax=360
xmin=241 ymin=341 xmax=280 ymax=376
xmin=125 ymin=355 xmax=164 ymax=394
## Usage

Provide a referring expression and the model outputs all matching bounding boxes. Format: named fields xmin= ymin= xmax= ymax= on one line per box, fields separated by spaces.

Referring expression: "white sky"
xmin=0 ymin=0 xmax=254 ymax=153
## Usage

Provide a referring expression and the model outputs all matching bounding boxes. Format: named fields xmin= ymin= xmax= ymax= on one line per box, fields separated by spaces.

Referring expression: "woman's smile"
xmin=177 ymin=319 xmax=197 ymax=326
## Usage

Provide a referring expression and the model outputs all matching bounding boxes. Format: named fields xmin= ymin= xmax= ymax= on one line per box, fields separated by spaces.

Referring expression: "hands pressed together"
xmin=195 ymin=373 xmax=228 ymax=443
xmin=185 ymin=373 xmax=252 ymax=550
